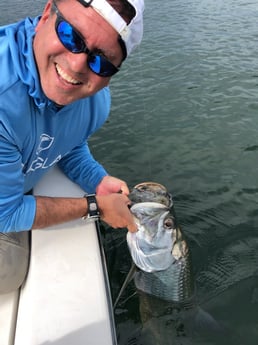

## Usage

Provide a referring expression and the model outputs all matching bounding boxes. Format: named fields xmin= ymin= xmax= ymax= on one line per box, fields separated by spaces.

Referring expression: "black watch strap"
xmin=82 ymin=194 xmax=100 ymax=220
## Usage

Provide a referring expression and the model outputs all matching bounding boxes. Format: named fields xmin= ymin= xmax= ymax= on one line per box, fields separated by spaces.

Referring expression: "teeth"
xmin=56 ymin=64 xmax=81 ymax=85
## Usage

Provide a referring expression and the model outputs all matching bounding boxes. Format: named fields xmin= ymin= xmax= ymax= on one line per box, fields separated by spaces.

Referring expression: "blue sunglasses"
xmin=53 ymin=2 xmax=119 ymax=77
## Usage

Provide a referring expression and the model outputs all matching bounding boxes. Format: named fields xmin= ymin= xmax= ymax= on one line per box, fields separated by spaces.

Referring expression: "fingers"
xmin=127 ymin=221 xmax=138 ymax=233
xmin=97 ymin=193 xmax=137 ymax=232
xmin=96 ymin=176 xmax=130 ymax=196
xmin=119 ymin=202 xmax=138 ymax=233
xmin=120 ymin=196 xmax=137 ymax=232
xmin=119 ymin=183 xmax=130 ymax=195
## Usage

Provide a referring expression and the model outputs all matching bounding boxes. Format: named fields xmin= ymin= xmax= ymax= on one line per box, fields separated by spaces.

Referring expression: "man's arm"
xmin=32 ymin=196 xmax=87 ymax=229
xmin=33 ymin=193 xmax=137 ymax=232
xmin=0 ymin=129 xmax=136 ymax=232
xmin=58 ymin=142 xmax=108 ymax=194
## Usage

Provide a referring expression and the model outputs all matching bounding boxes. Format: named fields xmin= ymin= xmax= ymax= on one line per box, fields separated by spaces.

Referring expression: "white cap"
xmin=77 ymin=0 xmax=144 ymax=56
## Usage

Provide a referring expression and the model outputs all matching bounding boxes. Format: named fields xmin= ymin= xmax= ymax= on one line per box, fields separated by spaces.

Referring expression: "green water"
xmin=95 ymin=1 xmax=258 ymax=344
xmin=2 ymin=0 xmax=258 ymax=344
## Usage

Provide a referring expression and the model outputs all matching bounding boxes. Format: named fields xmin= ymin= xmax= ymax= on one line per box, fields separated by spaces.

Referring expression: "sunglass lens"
xmin=88 ymin=55 xmax=118 ymax=77
xmin=57 ymin=21 xmax=84 ymax=53
xmin=88 ymin=55 xmax=102 ymax=74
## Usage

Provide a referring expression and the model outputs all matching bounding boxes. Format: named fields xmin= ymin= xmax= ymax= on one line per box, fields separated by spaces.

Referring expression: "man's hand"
xmin=96 ymin=175 xmax=129 ymax=195
xmin=96 ymin=176 xmax=137 ymax=232
xmin=96 ymin=193 xmax=137 ymax=233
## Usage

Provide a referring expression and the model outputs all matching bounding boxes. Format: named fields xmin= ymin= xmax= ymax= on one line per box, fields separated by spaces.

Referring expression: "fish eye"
xmin=164 ymin=217 xmax=174 ymax=229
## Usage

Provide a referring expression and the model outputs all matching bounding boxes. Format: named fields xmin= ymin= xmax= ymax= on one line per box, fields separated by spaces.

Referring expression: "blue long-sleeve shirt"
xmin=0 ymin=16 xmax=110 ymax=232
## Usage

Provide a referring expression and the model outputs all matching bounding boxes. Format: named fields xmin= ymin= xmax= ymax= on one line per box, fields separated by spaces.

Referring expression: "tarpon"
xmin=127 ymin=201 xmax=193 ymax=303
xmin=116 ymin=182 xmax=223 ymax=344
xmin=128 ymin=182 xmax=193 ymax=303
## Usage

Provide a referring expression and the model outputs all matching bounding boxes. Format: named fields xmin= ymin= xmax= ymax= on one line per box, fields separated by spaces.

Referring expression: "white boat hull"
xmin=0 ymin=166 xmax=117 ymax=345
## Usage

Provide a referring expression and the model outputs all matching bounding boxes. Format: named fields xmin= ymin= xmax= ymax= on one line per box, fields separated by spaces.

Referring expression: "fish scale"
xmin=134 ymin=245 xmax=194 ymax=303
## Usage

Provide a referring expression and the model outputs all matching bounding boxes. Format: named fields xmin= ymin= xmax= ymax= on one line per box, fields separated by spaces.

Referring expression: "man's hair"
xmin=54 ymin=0 xmax=135 ymax=24
xmin=106 ymin=0 xmax=136 ymax=24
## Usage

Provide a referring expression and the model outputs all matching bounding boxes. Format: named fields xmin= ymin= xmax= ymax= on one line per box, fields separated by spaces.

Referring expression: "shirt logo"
xmin=25 ymin=134 xmax=62 ymax=174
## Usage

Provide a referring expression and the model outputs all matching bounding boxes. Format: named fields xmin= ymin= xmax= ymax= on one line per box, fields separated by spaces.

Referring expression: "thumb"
xmin=127 ymin=221 xmax=138 ymax=233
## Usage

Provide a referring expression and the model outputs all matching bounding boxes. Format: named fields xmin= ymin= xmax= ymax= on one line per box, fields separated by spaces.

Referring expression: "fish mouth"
xmin=130 ymin=202 xmax=170 ymax=233
xmin=129 ymin=182 xmax=173 ymax=207
xmin=130 ymin=202 xmax=172 ymax=236
xmin=133 ymin=182 xmax=168 ymax=191
xmin=127 ymin=231 xmax=174 ymax=272
xmin=128 ymin=202 xmax=175 ymax=272
xmin=131 ymin=201 xmax=168 ymax=212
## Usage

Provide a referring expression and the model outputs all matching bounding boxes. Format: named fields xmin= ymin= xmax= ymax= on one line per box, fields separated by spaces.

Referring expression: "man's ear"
xmin=35 ymin=1 xmax=53 ymax=32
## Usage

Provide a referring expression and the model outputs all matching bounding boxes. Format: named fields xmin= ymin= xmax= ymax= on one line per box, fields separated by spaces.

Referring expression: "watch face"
xmin=82 ymin=194 xmax=99 ymax=220
xmin=85 ymin=194 xmax=99 ymax=218
xmin=90 ymin=203 xmax=98 ymax=212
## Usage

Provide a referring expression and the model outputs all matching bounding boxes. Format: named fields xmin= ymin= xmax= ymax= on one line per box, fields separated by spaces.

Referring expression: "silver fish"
xmin=127 ymin=201 xmax=193 ymax=302
xmin=119 ymin=182 xmax=223 ymax=344
xmin=128 ymin=181 xmax=193 ymax=302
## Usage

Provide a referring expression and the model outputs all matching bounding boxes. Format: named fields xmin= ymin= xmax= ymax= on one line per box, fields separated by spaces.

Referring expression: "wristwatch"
xmin=82 ymin=194 xmax=100 ymax=220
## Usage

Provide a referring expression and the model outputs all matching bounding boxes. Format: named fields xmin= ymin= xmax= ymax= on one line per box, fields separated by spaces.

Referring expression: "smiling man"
xmin=0 ymin=0 xmax=144 ymax=293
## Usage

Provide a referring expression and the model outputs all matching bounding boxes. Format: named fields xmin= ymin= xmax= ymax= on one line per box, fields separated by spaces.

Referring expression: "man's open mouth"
xmin=55 ymin=64 xmax=82 ymax=85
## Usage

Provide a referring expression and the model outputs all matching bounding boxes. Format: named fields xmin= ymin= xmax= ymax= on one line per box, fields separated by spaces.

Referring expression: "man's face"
xmin=33 ymin=0 xmax=123 ymax=105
